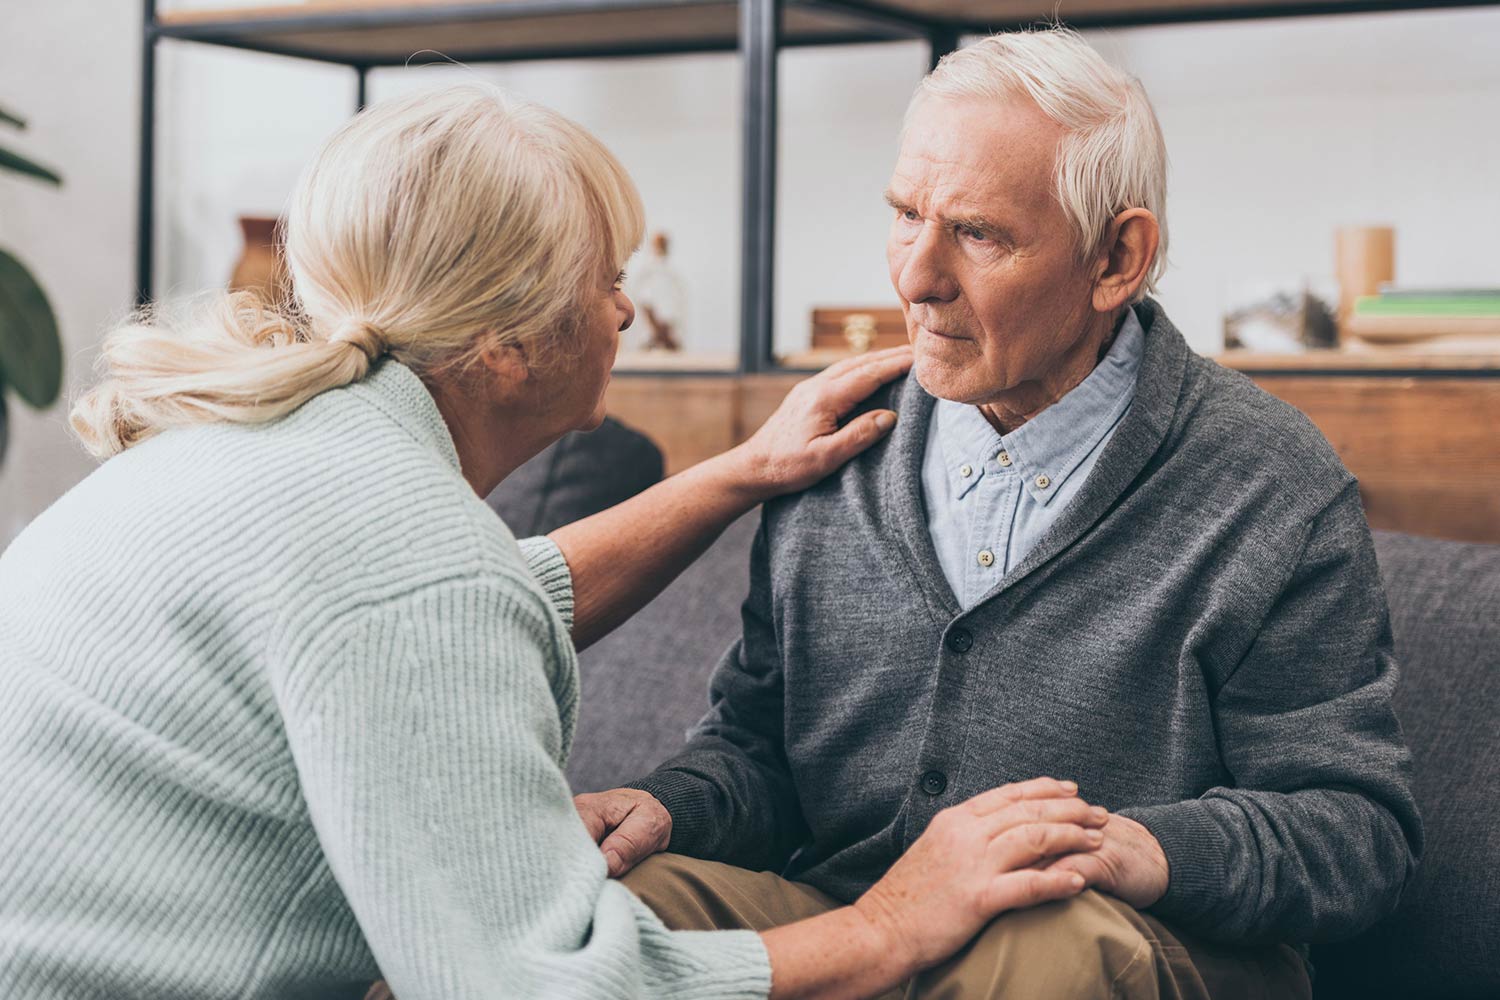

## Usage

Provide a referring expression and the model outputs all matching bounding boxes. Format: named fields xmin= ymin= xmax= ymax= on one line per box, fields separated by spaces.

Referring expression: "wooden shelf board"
xmin=780 ymin=347 xmax=1500 ymax=375
xmin=155 ymin=1 xmax=915 ymax=63
xmin=876 ymin=0 xmax=1500 ymax=29
xmin=1216 ymin=349 xmax=1500 ymax=373
xmin=613 ymin=349 xmax=738 ymax=372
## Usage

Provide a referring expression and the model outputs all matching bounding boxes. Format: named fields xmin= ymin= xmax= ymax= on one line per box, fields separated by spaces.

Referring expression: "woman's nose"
xmin=617 ymin=292 xmax=636 ymax=332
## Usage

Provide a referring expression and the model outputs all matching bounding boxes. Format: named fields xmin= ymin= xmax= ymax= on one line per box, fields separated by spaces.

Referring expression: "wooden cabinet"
xmin=1223 ymin=353 xmax=1500 ymax=544
xmin=605 ymin=374 xmax=801 ymax=475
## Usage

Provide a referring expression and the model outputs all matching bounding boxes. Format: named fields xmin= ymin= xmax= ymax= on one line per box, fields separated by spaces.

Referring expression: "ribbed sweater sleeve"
xmin=276 ymin=573 xmax=770 ymax=1000
xmin=518 ymin=535 xmax=574 ymax=634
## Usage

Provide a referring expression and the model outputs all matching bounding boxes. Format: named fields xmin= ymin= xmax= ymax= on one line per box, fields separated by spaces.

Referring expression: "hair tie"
xmin=327 ymin=320 xmax=387 ymax=362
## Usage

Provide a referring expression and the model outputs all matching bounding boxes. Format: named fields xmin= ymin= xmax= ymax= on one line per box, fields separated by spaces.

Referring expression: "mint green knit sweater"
xmin=0 ymin=361 xmax=771 ymax=999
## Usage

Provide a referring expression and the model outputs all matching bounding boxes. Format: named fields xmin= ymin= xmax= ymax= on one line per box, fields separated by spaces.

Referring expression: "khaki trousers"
xmin=622 ymin=853 xmax=1312 ymax=1000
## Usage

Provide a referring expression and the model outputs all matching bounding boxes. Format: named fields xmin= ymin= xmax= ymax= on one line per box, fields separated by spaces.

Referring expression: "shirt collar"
xmin=935 ymin=306 xmax=1146 ymax=507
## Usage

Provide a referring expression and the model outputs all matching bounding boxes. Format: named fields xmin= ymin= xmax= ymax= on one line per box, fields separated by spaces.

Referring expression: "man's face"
xmin=885 ymin=94 xmax=1102 ymax=406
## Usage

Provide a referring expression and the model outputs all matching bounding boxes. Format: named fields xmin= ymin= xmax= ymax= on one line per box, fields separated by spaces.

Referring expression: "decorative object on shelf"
xmin=775 ymin=306 xmax=908 ymax=370
xmin=628 ymin=231 xmax=684 ymax=352
xmin=1344 ymin=288 xmax=1500 ymax=353
xmin=1222 ymin=285 xmax=1337 ymax=354
xmin=1335 ymin=225 xmax=1395 ymax=335
xmin=0 ymin=102 xmax=65 ymax=467
xmin=810 ymin=306 xmax=905 ymax=352
xmin=841 ymin=312 xmax=878 ymax=353
xmin=229 ymin=216 xmax=289 ymax=305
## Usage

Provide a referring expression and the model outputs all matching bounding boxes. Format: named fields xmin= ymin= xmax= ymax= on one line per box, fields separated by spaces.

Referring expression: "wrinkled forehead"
xmin=890 ymin=94 xmax=1062 ymax=214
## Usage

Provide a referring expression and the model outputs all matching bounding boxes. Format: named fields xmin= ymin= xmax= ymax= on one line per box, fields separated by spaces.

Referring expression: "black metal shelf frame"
xmin=135 ymin=0 xmax=1500 ymax=374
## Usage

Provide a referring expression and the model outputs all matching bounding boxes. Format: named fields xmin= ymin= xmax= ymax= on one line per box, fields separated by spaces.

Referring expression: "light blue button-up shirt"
xmin=920 ymin=307 xmax=1146 ymax=609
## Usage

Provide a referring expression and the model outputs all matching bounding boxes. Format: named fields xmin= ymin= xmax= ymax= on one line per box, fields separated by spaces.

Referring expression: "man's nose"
xmin=895 ymin=223 xmax=959 ymax=305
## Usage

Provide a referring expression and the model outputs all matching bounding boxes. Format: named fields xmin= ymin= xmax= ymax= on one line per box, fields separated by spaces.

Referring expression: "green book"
xmin=1355 ymin=295 xmax=1500 ymax=317
xmin=1376 ymin=287 xmax=1500 ymax=299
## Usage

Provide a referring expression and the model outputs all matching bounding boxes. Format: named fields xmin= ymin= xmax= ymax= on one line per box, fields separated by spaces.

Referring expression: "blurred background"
xmin=3 ymin=0 xmax=1498 ymax=548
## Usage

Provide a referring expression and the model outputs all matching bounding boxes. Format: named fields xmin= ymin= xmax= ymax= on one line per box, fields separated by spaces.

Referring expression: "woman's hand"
xmin=854 ymin=777 xmax=1107 ymax=973
xmin=548 ymin=346 xmax=910 ymax=652
xmin=728 ymin=347 xmax=913 ymax=502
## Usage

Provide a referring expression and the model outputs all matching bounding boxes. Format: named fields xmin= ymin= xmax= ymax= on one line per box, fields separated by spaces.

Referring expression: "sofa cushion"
xmin=1310 ymin=531 xmax=1500 ymax=1000
xmin=486 ymin=417 xmax=663 ymax=537
xmin=567 ymin=513 xmax=759 ymax=793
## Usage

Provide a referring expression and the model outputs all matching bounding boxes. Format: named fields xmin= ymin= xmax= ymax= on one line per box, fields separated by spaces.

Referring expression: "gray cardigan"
xmin=633 ymin=299 xmax=1422 ymax=946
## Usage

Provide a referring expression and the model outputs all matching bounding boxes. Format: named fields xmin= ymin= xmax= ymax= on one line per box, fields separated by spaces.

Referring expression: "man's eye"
xmin=959 ymin=226 xmax=988 ymax=242
xmin=901 ymin=209 xmax=919 ymax=222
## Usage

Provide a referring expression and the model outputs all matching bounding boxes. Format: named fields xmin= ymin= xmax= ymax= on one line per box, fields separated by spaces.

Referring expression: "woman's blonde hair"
xmin=72 ymin=82 xmax=645 ymax=458
xmin=911 ymin=27 xmax=1169 ymax=300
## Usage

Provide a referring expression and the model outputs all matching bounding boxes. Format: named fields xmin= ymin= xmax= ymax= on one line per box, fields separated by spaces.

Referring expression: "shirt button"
xmin=997 ymin=451 xmax=1012 ymax=467
xmin=921 ymin=770 xmax=948 ymax=796
xmin=945 ymin=628 xmax=973 ymax=653
xmin=1035 ymin=474 xmax=1051 ymax=490
xmin=960 ymin=464 xmax=973 ymax=478
xmin=977 ymin=549 xmax=995 ymax=567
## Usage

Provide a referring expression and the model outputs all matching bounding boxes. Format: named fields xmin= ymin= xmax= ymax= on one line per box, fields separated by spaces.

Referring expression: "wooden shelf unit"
xmin=142 ymin=1 xmax=1500 ymax=541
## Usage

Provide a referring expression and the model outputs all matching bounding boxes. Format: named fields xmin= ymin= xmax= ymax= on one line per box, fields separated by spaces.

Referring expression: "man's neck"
xmin=977 ymin=311 xmax=1122 ymax=435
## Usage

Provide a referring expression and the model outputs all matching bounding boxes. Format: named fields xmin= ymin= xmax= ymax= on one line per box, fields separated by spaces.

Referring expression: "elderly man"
xmin=577 ymin=28 xmax=1421 ymax=999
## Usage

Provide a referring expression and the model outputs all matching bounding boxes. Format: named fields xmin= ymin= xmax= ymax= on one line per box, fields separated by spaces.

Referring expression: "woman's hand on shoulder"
xmin=729 ymin=347 xmax=912 ymax=502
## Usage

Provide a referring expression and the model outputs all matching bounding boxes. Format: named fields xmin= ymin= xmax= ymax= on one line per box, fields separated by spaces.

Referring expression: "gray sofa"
xmin=506 ymin=423 xmax=1500 ymax=999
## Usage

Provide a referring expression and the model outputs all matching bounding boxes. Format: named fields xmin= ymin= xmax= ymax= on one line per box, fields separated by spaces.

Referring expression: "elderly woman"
xmin=0 ymin=84 xmax=1103 ymax=999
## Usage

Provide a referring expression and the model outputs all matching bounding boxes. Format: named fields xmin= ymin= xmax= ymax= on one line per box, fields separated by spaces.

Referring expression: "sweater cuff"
xmin=626 ymin=769 xmax=716 ymax=855
xmin=518 ymin=535 xmax=574 ymax=634
xmin=1118 ymin=799 xmax=1231 ymax=926
xmin=655 ymin=929 xmax=772 ymax=1000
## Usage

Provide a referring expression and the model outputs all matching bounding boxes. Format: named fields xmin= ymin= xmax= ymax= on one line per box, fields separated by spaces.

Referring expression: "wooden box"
xmin=810 ymin=307 xmax=907 ymax=352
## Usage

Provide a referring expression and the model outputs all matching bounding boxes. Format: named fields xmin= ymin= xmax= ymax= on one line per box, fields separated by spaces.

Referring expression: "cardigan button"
xmin=921 ymin=770 xmax=948 ymax=796
xmin=946 ymin=628 xmax=973 ymax=653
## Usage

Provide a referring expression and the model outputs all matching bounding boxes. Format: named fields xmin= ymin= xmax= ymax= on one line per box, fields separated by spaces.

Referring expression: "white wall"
xmin=0 ymin=0 xmax=140 ymax=544
xmin=3 ymin=3 xmax=1499 ymax=543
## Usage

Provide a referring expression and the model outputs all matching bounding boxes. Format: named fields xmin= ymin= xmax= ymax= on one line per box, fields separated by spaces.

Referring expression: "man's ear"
xmin=1091 ymin=208 xmax=1161 ymax=314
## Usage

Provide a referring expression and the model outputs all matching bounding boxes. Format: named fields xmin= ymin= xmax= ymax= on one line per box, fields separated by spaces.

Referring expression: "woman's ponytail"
xmin=70 ymin=292 xmax=386 ymax=459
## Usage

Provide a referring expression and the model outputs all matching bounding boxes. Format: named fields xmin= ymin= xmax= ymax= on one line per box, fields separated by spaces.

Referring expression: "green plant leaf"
xmin=0 ymin=106 xmax=23 ymax=129
xmin=0 ymin=247 xmax=64 ymax=408
xmin=0 ymin=143 xmax=62 ymax=186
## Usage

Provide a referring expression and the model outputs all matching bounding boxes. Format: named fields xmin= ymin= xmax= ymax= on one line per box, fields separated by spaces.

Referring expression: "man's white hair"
xmin=909 ymin=28 xmax=1169 ymax=301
